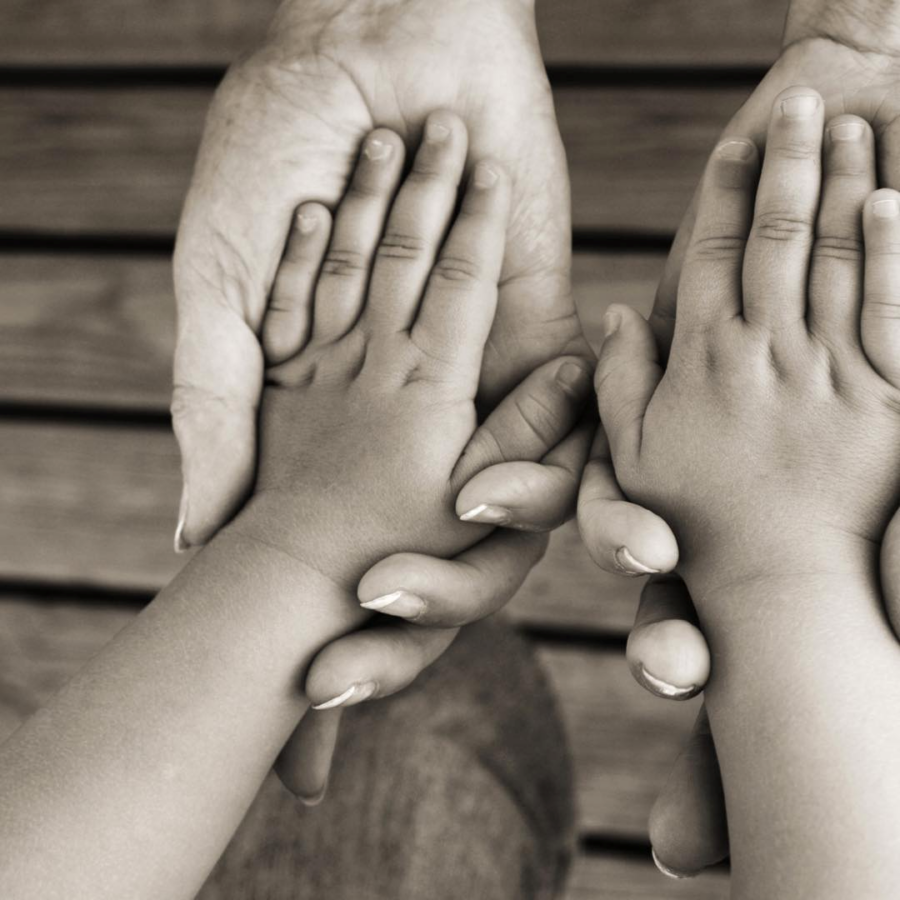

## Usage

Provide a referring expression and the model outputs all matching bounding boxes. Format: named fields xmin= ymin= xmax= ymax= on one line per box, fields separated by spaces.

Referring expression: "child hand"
xmin=596 ymin=88 xmax=900 ymax=600
xmin=232 ymin=112 xmax=590 ymax=591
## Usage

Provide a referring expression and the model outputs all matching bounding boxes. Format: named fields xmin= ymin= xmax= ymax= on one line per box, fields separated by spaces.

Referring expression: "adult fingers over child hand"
xmin=627 ymin=577 xmax=709 ymax=701
xmin=274 ymin=708 xmax=342 ymax=804
xmin=649 ymin=705 xmax=730 ymax=878
xmin=452 ymin=355 xmax=595 ymax=531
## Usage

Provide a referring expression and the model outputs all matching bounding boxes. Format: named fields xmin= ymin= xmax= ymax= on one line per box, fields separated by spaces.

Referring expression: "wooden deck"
xmin=0 ymin=1 xmax=790 ymax=895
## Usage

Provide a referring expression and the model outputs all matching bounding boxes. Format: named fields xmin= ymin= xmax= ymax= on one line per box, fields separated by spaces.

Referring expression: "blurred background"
xmin=0 ymin=1 xmax=789 ymax=896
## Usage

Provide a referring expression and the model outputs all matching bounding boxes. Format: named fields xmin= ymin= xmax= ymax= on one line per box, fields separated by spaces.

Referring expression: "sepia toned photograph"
xmin=1 ymin=0 xmax=898 ymax=897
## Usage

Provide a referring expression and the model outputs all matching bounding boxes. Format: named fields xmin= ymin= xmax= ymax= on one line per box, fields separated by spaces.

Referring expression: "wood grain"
xmin=0 ymin=86 xmax=749 ymax=236
xmin=0 ymin=0 xmax=785 ymax=68
xmin=0 ymin=250 xmax=663 ymax=410
xmin=0 ymin=595 xmax=701 ymax=838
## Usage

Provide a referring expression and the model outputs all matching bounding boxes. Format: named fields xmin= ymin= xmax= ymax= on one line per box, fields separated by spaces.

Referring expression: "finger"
xmin=651 ymin=189 xmax=698 ymax=360
xmin=743 ymin=88 xmax=825 ymax=327
xmin=594 ymin=304 xmax=662 ymax=464
xmin=577 ymin=426 xmax=679 ymax=576
xmin=172 ymin=317 xmax=264 ymax=549
xmin=311 ymin=128 xmax=405 ymax=342
xmin=676 ymin=138 xmax=758 ymax=332
xmin=862 ymin=188 xmax=900 ymax=387
xmin=306 ymin=623 xmax=460 ymax=709
xmin=262 ymin=203 xmax=332 ymax=364
xmin=411 ymin=159 xmax=511 ymax=376
xmin=452 ymin=356 xmax=594 ymax=524
xmin=627 ymin=577 xmax=709 ymax=700
xmin=808 ymin=116 xmax=873 ymax=343
xmin=364 ymin=110 xmax=468 ymax=331
xmin=274 ymin=708 xmax=342 ymax=803
xmin=880 ymin=505 xmax=900 ymax=639
xmin=357 ymin=529 xmax=547 ymax=625
xmin=455 ymin=416 xmax=593 ymax=532
xmin=649 ymin=706 xmax=730 ymax=877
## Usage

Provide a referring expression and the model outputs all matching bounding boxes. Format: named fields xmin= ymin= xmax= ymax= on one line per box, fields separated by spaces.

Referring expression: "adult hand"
xmin=598 ymin=3 xmax=900 ymax=876
xmin=173 ymin=0 xmax=673 ymax=799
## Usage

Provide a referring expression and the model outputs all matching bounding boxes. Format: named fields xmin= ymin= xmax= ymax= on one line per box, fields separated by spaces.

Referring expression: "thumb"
xmin=594 ymin=303 xmax=662 ymax=465
xmin=171 ymin=301 xmax=264 ymax=549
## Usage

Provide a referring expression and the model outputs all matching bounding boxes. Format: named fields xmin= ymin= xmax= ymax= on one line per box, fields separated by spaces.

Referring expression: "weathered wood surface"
xmin=0 ymin=86 xmax=749 ymax=236
xmin=0 ymin=420 xmax=647 ymax=634
xmin=0 ymin=250 xmax=662 ymax=410
xmin=0 ymin=0 xmax=786 ymax=68
xmin=0 ymin=595 xmax=701 ymax=839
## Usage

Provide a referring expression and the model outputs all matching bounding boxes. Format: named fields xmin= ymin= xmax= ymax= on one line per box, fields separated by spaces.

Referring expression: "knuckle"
xmin=863 ymin=296 xmax=900 ymax=320
xmin=377 ymin=231 xmax=429 ymax=262
xmin=813 ymin=233 xmax=863 ymax=262
xmin=688 ymin=234 xmax=746 ymax=263
xmin=430 ymin=255 xmax=482 ymax=286
xmin=753 ymin=210 xmax=813 ymax=243
xmin=514 ymin=393 xmax=562 ymax=447
xmin=320 ymin=248 xmax=368 ymax=278
xmin=770 ymin=138 xmax=819 ymax=162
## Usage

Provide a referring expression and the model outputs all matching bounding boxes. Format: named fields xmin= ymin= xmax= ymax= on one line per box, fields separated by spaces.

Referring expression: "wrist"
xmin=784 ymin=0 xmax=900 ymax=54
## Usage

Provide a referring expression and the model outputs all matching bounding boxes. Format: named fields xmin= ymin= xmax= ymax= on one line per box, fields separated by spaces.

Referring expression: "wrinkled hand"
xmin=603 ymin=18 xmax=900 ymax=878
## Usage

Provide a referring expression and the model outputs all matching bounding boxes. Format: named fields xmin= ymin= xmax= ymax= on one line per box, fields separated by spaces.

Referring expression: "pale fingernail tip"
xmin=459 ymin=503 xmax=510 ymax=525
xmin=873 ymin=196 xmax=900 ymax=219
xmin=716 ymin=139 xmax=754 ymax=160
xmin=637 ymin=663 xmax=700 ymax=700
xmin=311 ymin=684 xmax=358 ymax=711
xmin=602 ymin=307 xmax=621 ymax=340
xmin=174 ymin=490 xmax=189 ymax=554
xmin=360 ymin=590 xmax=404 ymax=611
xmin=297 ymin=784 xmax=328 ymax=807
xmin=614 ymin=546 xmax=660 ymax=576
xmin=651 ymin=848 xmax=699 ymax=880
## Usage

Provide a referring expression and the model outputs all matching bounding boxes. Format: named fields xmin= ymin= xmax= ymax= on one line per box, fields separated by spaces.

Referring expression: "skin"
xmin=597 ymin=87 xmax=900 ymax=897
xmin=0 ymin=122 xmax=594 ymax=899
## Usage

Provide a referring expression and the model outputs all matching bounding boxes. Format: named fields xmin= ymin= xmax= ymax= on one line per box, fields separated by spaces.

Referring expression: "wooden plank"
xmin=0 ymin=86 xmax=749 ymax=236
xmin=0 ymin=0 xmax=785 ymax=68
xmin=0 ymin=420 xmax=646 ymax=633
xmin=0 ymin=595 xmax=702 ymax=838
xmin=0 ymin=250 xmax=663 ymax=410
xmin=564 ymin=852 xmax=728 ymax=899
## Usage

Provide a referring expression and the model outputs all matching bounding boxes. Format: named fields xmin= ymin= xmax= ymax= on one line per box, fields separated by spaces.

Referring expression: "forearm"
xmin=0 ymin=528 xmax=365 ymax=900
xmin=785 ymin=0 xmax=900 ymax=50
xmin=693 ymin=567 xmax=900 ymax=898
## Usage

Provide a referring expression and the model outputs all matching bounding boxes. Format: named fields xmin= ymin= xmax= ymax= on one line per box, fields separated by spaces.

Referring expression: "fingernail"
xmin=781 ymin=94 xmax=818 ymax=118
xmin=652 ymin=848 xmax=699 ymax=880
xmin=174 ymin=488 xmax=189 ymax=553
xmin=360 ymin=590 xmax=425 ymax=619
xmin=364 ymin=138 xmax=393 ymax=161
xmin=556 ymin=360 xmax=591 ymax=393
xmin=297 ymin=782 xmax=328 ymax=807
xmin=829 ymin=121 xmax=865 ymax=142
xmin=296 ymin=212 xmax=318 ymax=234
xmin=635 ymin=663 xmax=700 ymax=701
xmin=459 ymin=503 xmax=511 ymax=525
xmin=426 ymin=120 xmax=451 ymax=142
xmin=474 ymin=162 xmax=498 ymax=189
xmin=716 ymin=139 xmax=754 ymax=160
xmin=602 ymin=308 xmax=621 ymax=340
xmin=874 ymin=197 xmax=900 ymax=219
xmin=614 ymin=546 xmax=660 ymax=576
xmin=311 ymin=681 xmax=377 ymax=711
